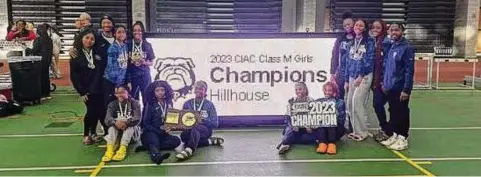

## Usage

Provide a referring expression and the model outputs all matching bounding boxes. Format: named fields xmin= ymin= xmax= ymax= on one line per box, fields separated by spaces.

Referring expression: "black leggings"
xmin=40 ymin=57 xmax=51 ymax=98
xmin=83 ymin=94 xmax=104 ymax=136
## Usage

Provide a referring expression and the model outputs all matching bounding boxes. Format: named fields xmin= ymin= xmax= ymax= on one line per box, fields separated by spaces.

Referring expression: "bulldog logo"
xmin=154 ymin=57 xmax=196 ymax=101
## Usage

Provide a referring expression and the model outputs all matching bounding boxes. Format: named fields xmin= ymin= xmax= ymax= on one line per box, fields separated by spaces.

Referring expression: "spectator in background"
xmin=79 ymin=12 xmax=92 ymax=31
xmin=6 ymin=20 xmax=36 ymax=41
xmin=379 ymin=23 xmax=415 ymax=151
xmin=46 ymin=24 xmax=63 ymax=79
xmin=30 ymin=24 xmax=53 ymax=101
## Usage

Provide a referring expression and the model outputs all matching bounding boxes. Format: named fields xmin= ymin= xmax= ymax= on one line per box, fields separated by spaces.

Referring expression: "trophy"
xmin=164 ymin=108 xmax=201 ymax=130
xmin=130 ymin=51 xmax=144 ymax=66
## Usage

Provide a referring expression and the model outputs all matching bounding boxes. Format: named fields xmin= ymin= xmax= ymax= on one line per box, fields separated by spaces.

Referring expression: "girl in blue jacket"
xmin=104 ymin=25 xmax=129 ymax=105
xmin=344 ymin=19 xmax=375 ymax=141
xmin=139 ymin=80 xmax=182 ymax=164
xmin=176 ymin=81 xmax=224 ymax=160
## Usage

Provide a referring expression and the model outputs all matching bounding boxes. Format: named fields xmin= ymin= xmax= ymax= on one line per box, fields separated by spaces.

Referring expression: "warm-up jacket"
xmin=142 ymin=102 xmax=172 ymax=136
xmin=104 ymin=41 xmax=129 ymax=87
xmin=94 ymin=31 xmax=113 ymax=75
xmin=345 ymin=37 xmax=375 ymax=81
xmin=183 ymin=98 xmax=219 ymax=129
xmin=105 ymin=98 xmax=141 ymax=127
xmin=372 ymin=36 xmax=392 ymax=89
xmin=383 ymin=37 xmax=415 ymax=94
xmin=70 ymin=49 xmax=103 ymax=96
xmin=330 ymin=33 xmax=353 ymax=82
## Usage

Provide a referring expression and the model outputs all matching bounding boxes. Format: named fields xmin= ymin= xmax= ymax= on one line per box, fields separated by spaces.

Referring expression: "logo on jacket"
xmin=154 ymin=57 xmax=196 ymax=101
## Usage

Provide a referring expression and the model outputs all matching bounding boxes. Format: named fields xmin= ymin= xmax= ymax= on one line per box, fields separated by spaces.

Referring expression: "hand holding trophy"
xmin=131 ymin=51 xmax=145 ymax=66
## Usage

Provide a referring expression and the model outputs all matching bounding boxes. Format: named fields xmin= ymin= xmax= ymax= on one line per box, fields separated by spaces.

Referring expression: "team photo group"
xmin=66 ymin=11 xmax=414 ymax=165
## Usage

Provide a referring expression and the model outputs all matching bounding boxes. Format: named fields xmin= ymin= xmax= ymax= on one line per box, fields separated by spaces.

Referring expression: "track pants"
xmin=281 ymin=128 xmax=321 ymax=145
xmin=346 ymin=73 xmax=373 ymax=137
xmin=180 ymin=124 xmax=212 ymax=152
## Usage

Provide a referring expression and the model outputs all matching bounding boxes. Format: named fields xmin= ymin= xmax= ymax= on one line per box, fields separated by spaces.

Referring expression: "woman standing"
xmin=369 ymin=20 xmax=391 ymax=142
xmin=128 ymin=21 xmax=154 ymax=105
xmin=344 ymin=19 xmax=375 ymax=141
xmin=104 ymin=25 xmax=129 ymax=106
xmin=31 ymin=24 xmax=53 ymax=101
xmin=330 ymin=11 xmax=354 ymax=100
xmin=70 ymin=28 xmax=104 ymax=145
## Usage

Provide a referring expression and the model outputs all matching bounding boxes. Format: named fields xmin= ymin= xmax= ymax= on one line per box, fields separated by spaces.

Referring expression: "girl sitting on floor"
xmin=277 ymin=82 xmax=322 ymax=154
xmin=176 ymin=81 xmax=224 ymax=161
xmin=316 ymin=82 xmax=346 ymax=155
xmin=139 ymin=81 xmax=183 ymax=164
xmin=102 ymin=86 xmax=141 ymax=162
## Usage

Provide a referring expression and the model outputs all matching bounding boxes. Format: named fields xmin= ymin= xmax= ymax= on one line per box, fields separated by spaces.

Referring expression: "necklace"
xmin=83 ymin=48 xmax=95 ymax=69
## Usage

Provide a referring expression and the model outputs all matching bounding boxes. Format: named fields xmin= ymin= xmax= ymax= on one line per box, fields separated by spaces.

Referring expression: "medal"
xmin=158 ymin=101 xmax=168 ymax=118
xmin=131 ymin=41 xmax=144 ymax=66
xmin=83 ymin=49 xmax=95 ymax=69
xmin=193 ymin=99 xmax=207 ymax=118
xmin=118 ymin=101 xmax=129 ymax=120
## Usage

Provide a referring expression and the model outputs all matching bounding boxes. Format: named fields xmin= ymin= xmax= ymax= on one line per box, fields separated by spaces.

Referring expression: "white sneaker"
xmin=278 ymin=145 xmax=290 ymax=154
xmin=381 ymin=133 xmax=398 ymax=146
xmin=388 ymin=135 xmax=408 ymax=151
xmin=174 ymin=142 xmax=185 ymax=153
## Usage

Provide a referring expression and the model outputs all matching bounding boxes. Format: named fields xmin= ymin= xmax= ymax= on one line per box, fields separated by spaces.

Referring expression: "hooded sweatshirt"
xmin=105 ymin=97 xmax=141 ymax=127
xmin=345 ymin=36 xmax=375 ymax=81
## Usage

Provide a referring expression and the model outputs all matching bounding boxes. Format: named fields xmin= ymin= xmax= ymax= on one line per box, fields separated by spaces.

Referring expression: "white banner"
xmin=148 ymin=38 xmax=336 ymax=116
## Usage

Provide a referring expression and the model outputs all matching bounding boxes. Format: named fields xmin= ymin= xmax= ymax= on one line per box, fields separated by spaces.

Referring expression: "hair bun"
xmin=342 ymin=11 xmax=353 ymax=20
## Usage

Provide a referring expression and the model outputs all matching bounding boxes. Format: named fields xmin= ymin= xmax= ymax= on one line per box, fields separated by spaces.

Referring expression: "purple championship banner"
xmin=145 ymin=33 xmax=338 ymax=127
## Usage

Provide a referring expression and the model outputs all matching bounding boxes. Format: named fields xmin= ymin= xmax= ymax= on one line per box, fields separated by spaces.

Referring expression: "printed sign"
xmin=289 ymin=100 xmax=337 ymax=128
xmin=148 ymin=37 xmax=335 ymax=116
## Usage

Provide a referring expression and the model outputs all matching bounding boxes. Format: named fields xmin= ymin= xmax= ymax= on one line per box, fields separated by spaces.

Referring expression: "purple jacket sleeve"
xmin=330 ymin=37 xmax=342 ymax=74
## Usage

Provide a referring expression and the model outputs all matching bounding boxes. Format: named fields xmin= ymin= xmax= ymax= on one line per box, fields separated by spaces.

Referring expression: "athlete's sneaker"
xmin=381 ymin=133 xmax=398 ymax=146
xmin=388 ymin=135 xmax=408 ymax=151
xmin=278 ymin=144 xmax=290 ymax=154
xmin=373 ymin=130 xmax=390 ymax=142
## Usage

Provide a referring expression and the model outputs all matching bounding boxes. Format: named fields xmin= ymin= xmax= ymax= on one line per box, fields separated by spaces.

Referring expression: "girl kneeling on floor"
xmin=176 ymin=81 xmax=225 ymax=161
xmin=102 ymin=86 xmax=141 ymax=162
xmin=315 ymin=82 xmax=346 ymax=155
xmin=277 ymin=82 xmax=322 ymax=154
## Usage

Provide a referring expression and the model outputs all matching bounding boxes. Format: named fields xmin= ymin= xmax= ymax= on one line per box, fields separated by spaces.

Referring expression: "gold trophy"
xmin=164 ymin=108 xmax=201 ymax=130
xmin=130 ymin=51 xmax=144 ymax=66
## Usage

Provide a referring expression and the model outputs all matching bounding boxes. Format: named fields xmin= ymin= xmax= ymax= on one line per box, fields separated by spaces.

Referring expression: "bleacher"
xmin=151 ymin=0 xmax=282 ymax=33
xmin=331 ymin=0 xmax=455 ymax=53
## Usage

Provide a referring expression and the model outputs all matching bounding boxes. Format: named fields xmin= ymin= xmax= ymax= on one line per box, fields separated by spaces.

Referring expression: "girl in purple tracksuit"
xmin=344 ymin=19 xmax=375 ymax=141
xmin=127 ymin=21 xmax=154 ymax=105
xmin=277 ymin=82 xmax=322 ymax=154
xmin=176 ymin=81 xmax=224 ymax=161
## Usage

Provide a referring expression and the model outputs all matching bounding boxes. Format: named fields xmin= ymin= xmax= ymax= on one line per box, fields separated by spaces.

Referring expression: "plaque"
xmin=164 ymin=108 xmax=201 ymax=130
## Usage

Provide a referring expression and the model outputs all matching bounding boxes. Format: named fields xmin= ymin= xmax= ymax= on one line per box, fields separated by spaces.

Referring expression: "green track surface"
xmin=0 ymin=89 xmax=480 ymax=176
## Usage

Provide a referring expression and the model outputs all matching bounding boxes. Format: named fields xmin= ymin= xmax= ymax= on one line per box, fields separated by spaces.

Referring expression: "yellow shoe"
xmin=101 ymin=144 xmax=115 ymax=162
xmin=112 ymin=145 xmax=127 ymax=161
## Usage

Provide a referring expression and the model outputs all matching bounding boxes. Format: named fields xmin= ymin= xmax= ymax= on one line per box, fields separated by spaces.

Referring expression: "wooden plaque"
xmin=164 ymin=108 xmax=201 ymax=130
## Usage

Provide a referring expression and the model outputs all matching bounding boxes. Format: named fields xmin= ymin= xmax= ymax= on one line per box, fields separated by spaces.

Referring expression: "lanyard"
xmin=158 ymin=101 xmax=168 ymax=117
xmin=193 ymin=98 xmax=205 ymax=111
xmin=133 ymin=40 xmax=143 ymax=54
xmin=83 ymin=48 xmax=95 ymax=69
xmin=118 ymin=101 xmax=129 ymax=118
xmin=353 ymin=37 xmax=362 ymax=52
